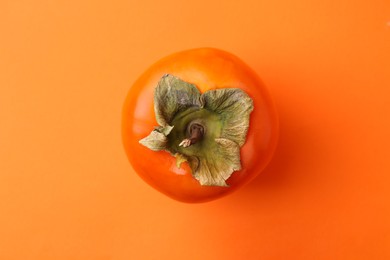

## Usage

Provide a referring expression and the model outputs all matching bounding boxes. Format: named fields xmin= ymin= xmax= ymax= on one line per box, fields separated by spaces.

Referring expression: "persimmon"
xmin=122 ymin=48 xmax=278 ymax=203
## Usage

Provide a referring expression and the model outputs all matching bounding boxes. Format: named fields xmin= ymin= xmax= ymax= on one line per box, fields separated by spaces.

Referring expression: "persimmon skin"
xmin=122 ymin=48 xmax=278 ymax=203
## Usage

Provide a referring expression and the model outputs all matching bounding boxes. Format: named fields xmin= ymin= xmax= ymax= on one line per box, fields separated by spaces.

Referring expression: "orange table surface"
xmin=1 ymin=0 xmax=390 ymax=259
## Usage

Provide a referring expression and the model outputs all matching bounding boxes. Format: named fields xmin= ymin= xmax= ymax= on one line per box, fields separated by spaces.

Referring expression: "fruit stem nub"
xmin=179 ymin=123 xmax=204 ymax=148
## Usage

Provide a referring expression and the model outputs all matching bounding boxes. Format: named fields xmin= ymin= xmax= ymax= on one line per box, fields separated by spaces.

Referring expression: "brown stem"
xmin=179 ymin=123 xmax=204 ymax=148
xmin=188 ymin=123 xmax=204 ymax=144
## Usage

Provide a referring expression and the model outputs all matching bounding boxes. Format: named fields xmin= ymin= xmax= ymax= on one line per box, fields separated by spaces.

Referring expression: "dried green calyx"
xmin=139 ymin=74 xmax=254 ymax=186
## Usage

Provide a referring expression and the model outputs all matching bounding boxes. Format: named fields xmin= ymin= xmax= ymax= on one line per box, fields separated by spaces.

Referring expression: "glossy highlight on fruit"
xmin=122 ymin=48 xmax=278 ymax=203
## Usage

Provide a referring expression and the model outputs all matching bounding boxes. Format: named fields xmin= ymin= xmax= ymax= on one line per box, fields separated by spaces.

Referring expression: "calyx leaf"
xmin=139 ymin=74 xmax=254 ymax=186
xmin=154 ymin=74 xmax=202 ymax=127
xmin=189 ymin=138 xmax=241 ymax=186
xmin=202 ymin=89 xmax=253 ymax=146
xmin=139 ymin=125 xmax=173 ymax=151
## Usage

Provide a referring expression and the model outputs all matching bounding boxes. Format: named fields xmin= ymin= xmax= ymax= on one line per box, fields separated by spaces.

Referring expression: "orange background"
xmin=1 ymin=0 xmax=390 ymax=259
